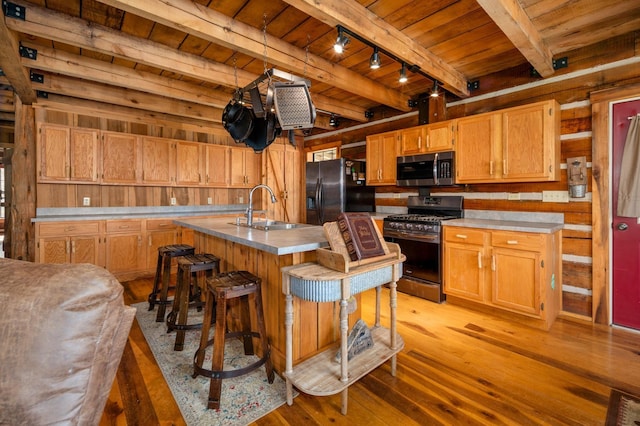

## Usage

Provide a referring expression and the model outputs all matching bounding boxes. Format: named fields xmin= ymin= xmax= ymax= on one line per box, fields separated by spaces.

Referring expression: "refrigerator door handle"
xmin=318 ymin=177 xmax=324 ymax=224
xmin=314 ymin=178 xmax=321 ymax=224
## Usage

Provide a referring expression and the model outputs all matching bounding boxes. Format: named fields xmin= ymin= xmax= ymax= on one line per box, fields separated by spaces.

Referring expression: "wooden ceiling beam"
xmin=476 ymin=0 xmax=555 ymax=77
xmin=281 ymin=0 xmax=470 ymax=98
xmin=0 ymin=7 xmax=36 ymax=104
xmin=31 ymin=73 xmax=223 ymax=123
xmin=7 ymin=0 xmax=368 ymax=121
xmin=96 ymin=0 xmax=411 ymax=111
xmin=22 ymin=44 xmax=231 ymax=109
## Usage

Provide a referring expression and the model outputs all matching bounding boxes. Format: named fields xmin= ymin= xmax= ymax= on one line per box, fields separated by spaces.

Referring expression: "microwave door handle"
xmin=433 ymin=153 xmax=439 ymax=185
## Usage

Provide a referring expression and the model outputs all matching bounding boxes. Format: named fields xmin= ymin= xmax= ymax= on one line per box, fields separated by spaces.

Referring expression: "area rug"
xmin=133 ymin=303 xmax=291 ymax=426
xmin=606 ymin=389 xmax=640 ymax=426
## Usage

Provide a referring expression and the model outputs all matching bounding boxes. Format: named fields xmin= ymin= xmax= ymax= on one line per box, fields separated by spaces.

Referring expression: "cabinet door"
xmin=443 ymin=228 xmax=488 ymax=301
xmin=102 ymin=132 xmax=140 ymax=184
xmin=426 ymin=120 xmax=455 ymax=152
xmin=244 ymin=149 xmax=260 ymax=187
xmin=145 ymin=219 xmax=179 ymax=270
xmin=106 ymin=233 xmax=145 ymax=274
xmin=399 ymin=126 xmax=427 ymax=155
xmin=39 ymin=237 xmax=69 ymax=264
xmin=176 ymin=141 xmax=203 ymax=186
xmin=230 ymin=147 xmax=260 ymax=187
xmin=491 ymin=247 xmax=541 ymax=315
xmin=142 ymin=137 xmax=175 ymax=185
xmin=70 ymin=128 xmax=99 ymax=182
xmin=70 ymin=236 xmax=100 ymax=265
xmin=204 ymin=144 xmax=229 ymax=186
xmin=456 ymin=113 xmax=501 ymax=183
xmin=502 ymin=101 xmax=558 ymax=181
xmin=366 ymin=131 xmax=397 ymax=185
xmin=39 ymin=125 xmax=70 ymax=182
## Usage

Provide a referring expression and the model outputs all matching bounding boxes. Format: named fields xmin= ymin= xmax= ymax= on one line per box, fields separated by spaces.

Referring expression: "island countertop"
xmin=174 ymin=217 xmax=329 ymax=255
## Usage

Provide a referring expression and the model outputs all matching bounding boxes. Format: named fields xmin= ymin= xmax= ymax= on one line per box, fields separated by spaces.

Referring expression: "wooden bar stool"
xmin=147 ymin=244 xmax=195 ymax=322
xmin=166 ymin=253 xmax=220 ymax=351
xmin=193 ymin=271 xmax=274 ymax=410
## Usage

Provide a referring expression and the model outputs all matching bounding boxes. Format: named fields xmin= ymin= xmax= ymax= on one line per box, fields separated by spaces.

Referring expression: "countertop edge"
xmin=443 ymin=218 xmax=563 ymax=233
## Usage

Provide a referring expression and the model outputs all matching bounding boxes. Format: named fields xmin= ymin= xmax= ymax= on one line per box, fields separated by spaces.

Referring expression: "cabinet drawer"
xmin=106 ymin=219 xmax=142 ymax=234
xmin=443 ymin=227 xmax=485 ymax=245
xmin=38 ymin=221 xmax=101 ymax=236
xmin=146 ymin=219 xmax=177 ymax=231
xmin=491 ymin=231 xmax=543 ymax=251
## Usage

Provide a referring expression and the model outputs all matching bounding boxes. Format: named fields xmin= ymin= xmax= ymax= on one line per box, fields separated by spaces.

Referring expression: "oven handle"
xmin=433 ymin=152 xmax=439 ymax=185
xmin=384 ymin=231 xmax=440 ymax=243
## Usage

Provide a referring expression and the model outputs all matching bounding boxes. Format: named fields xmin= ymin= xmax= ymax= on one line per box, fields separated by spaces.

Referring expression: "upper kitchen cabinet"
xmin=366 ymin=130 xmax=398 ymax=186
xmin=399 ymin=121 xmax=455 ymax=156
xmin=456 ymin=100 xmax=560 ymax=183
xmin=38 ymin=124 xmax=99 ymax=183
xmin=101 ymin=131 xmax=141 ymax=184
xmin=141 ymin=136 xmax=176 ymax=186
xmin=230 ymin=147 xmax=260 ymax=188
xmin=175 ymin=141 xmax=203 ymax=186
xmin=204 ymin=144 xmax=230 ymax=187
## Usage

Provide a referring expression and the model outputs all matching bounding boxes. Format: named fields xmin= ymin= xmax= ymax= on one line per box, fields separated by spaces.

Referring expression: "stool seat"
xmin=166 ymin=253 xmax=220 ymax=351
xmin=193 ymin=271 xmax=274 ymax=410
xmin=148 ymin=244 xmax=195 ymax=322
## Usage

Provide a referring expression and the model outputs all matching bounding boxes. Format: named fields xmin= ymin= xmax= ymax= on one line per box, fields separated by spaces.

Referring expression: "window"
xmin=309 ymin=147 xmax=338 ymax=162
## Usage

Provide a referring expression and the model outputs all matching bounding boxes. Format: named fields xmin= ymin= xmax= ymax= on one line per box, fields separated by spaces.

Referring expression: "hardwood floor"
xmin=101 ymin=276 xmax=640 ymax=425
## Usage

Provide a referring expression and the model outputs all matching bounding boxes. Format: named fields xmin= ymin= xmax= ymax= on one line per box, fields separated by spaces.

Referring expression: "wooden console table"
xmin=281 ymin=243 xmax=405 ymax=415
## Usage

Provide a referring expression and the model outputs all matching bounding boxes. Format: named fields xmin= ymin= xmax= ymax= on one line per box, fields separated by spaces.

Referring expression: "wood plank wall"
xmin=34 ymin=107 xmax=254 ymax=209
xmin=316 ymin=31 xmax=640 ymax=321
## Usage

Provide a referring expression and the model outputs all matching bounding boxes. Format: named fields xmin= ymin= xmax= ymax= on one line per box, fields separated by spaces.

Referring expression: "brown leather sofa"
xmin=0 ymin=258 xmax=135 ymax=425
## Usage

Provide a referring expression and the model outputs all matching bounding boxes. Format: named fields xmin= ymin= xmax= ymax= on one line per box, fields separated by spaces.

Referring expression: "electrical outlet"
xmin=82 ymin=197 xmax=90 ymax=206
xmin=170 ymin=197 xmax=177 ymax=205
xmin=507 ymin=193 xmax=520 ymax=201
xmin=239 ymin=196 xmax=244 ymax=203
xmin=207 ymin=197 xmax=213 ymax=205
xmin=542 ymin=190 xmax=569 ymax=203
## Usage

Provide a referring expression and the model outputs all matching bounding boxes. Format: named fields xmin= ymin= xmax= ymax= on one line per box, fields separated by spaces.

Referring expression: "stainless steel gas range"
xmin=383 ymin=195 xmax=464 ymax=303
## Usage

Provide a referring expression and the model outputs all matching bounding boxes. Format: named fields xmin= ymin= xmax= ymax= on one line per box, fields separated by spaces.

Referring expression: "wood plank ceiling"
xmin=1 ymin=0 xmax=640 ymax=135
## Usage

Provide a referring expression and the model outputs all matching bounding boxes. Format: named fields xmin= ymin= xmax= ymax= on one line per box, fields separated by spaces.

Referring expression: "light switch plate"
xmin=507 ymin=193 xmax=520 ymax=201
xmin=82 ymin=197 xmax=90 ymax=206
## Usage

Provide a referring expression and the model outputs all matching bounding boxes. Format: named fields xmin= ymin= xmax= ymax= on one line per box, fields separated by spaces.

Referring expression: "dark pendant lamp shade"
xmin=222 ymin=100 xmax=255 ymax=142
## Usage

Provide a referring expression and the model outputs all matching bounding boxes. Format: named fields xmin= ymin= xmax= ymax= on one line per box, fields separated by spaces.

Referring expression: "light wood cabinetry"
xmin=102 ymin=131 xmax=141 ymax=184
xmin=105 ymin=219 xmax=145 ymax=276
xmin=204 ymin=144 xmax=230 ymax=186
xmin=141 ymin=136 xmax=175 ymax=185
xmin=456 ymin=100 xmax=560 ymax=183
xmin=175 ymin=141 xmax=203 ymax=186
xmin=38 ymin=124 xmax=99 ymax=183
xmin=398 ymin=120 xmax=455 ymax=155
xmin=443 ymin=225 xmax=561 ymax=329
xmin=145 ymin=218 xmax=179 ymax=270
xmin=230 ymin=147 xmax=260 ymax=187
xmin=35 ymin=221 xmax=103 ymax=266
xmin=366 ymin=130 xmax=398 ymax=185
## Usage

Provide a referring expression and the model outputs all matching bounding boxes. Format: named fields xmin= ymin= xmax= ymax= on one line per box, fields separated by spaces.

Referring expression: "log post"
xmin=7 ymin=96 xmax=36 ymax=261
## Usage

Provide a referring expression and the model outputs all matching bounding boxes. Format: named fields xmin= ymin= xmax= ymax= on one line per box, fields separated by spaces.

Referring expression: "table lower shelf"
xmin=284 ymin=326 xmax=404 ymax=396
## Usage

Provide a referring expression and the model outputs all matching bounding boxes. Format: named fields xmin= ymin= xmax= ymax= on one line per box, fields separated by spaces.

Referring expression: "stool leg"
xmin=240 ymin=294 xmax=255 ymax=355
xmin=166 ymin=265 xmax=183 ymax=333
xmin=174 ymin=265 xmax=191 ymax=351
xmin=193 ymin=289 xmax=214 ymax=378
xmin=156 ymin=254 xmax=173 ymax=322
xmin=148 ymin=252 xmax=164 ymax=311
xmin=208 ymin=293 xmax=227 ymax=410
xmin=254 ymin=283 xmax=274 ymax=383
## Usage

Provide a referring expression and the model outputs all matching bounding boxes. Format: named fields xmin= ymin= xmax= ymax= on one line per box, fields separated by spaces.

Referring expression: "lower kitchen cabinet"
xmin=106 ymin=219 xmax=146 ymax=278
xmin=443 ymin=225 xmax=562 ymax=329
xmin=145 ymin=218 xmax=179 ymax=270
xmin=36 ymin=221 xmax=104 ymax=266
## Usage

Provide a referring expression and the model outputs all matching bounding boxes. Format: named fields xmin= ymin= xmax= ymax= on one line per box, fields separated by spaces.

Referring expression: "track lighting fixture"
xmin=398 ymin=62 xmax=408 ymax=83
xmin=329 ymin=114 xmax=340 ymax=127
xmin=369 ymin=47 xmax=381 ymax=69
xmin=333 ymin=27 xmax=349 ymax=54
xmin=430 ymin=80 xmax=440 ymax=97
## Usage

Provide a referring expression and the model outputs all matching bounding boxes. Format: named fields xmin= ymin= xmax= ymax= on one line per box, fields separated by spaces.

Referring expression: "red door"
xmin=612 ymin=100 xmax=640 ymax=330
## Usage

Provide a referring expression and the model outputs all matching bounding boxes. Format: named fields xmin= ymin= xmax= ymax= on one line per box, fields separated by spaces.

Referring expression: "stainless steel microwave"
xmin=397 ymin=151 xmax=455 ymax=186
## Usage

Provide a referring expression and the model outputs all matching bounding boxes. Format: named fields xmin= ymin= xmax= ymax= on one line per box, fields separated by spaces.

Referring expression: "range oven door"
xmin=383 ymin=231 xmax=445 ymax=303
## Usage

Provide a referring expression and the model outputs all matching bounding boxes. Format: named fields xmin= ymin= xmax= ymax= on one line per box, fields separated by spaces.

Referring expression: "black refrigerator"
xmin=305 ymin=158 xmax=375 ymax=225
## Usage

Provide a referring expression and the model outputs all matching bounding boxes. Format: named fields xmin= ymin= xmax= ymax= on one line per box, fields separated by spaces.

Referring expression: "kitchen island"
xmin=174 ymin=217 xmax=359 ymax=374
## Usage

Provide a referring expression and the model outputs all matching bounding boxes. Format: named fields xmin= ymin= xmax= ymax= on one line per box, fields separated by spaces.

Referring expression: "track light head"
xmin=334 ymin=27 xmax=349 ymax=54
xmin=430 ymin=80 xmax=440 ymax=97
xmin=398 ymin=62 xmax=408 ymax=83
xmin=369 ymin=47 xmax=381 ymax=69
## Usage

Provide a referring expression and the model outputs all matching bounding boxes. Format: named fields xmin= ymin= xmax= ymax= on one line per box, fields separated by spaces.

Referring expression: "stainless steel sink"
xmin=231 ymin=220 xmax=306 ymax=231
